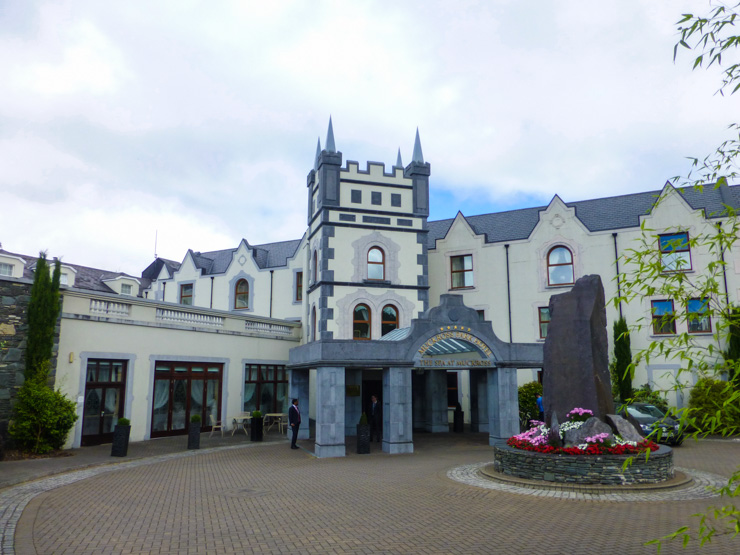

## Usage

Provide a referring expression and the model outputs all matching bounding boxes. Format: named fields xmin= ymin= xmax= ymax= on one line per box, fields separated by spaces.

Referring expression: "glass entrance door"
xmin=81 ymin=360 xmax=127 ymax=446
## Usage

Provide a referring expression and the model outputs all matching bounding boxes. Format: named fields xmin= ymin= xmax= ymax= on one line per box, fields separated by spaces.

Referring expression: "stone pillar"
xmin=488 ymin=367 xmax=518 ymax=445
xmin=470 ymin=369 xmax=489 ymax=433
xmin=345 ymin=368 xmax=362 ymax=436
xmin=424 ymin=369 xmax=448 ymax=433
xmin=289 ymin=368 xmax=310 ymax=440
xmin=412 ymin=370 xmax=426 ymax=430
xmin=315 ymin=366 xmax=345 ymax=458
xmin=382 ymin=367 xmax=413 ymax=454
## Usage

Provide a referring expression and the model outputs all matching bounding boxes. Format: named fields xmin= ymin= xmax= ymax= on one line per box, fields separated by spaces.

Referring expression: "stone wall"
xmin=493 ymin=444 xmax=674 ymax=485
xmin=0 ymin=278 xmax=60 ymax=432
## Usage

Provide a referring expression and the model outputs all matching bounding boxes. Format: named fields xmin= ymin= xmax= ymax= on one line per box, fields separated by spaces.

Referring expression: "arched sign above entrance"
xmin=415 ymin=326 xmax=494 ymax=367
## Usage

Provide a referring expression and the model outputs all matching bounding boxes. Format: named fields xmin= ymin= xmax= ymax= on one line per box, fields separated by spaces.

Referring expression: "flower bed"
xmin=495 ymin=406 xmax=673 ymax=485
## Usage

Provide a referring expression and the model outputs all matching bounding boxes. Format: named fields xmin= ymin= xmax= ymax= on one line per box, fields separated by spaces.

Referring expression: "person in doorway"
xmin=369 ymin=395 xmax=382 ymax=443
xmin=289 ymin=398 xmax=301 ymax=449
xmin=536 ymin=393 xmax=544 ymax=423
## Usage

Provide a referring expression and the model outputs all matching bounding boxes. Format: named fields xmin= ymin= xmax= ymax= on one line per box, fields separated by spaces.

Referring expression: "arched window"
xmin=313 ymin=250 xmax=318 ymax=283
xmin=367 ymin=247 xmax=385 ymax=280
xmin=353 ymin=304 xmax=371 ymax=340
xmin=381 ymin=304 xmax=399 ymax=336
xmin=311 ymin=306 xmax=317 ymax=342
xmin=234 ymin=279 xmax=249 ymax=309
xmin=547 ymin=246 xmax=574 ymax=286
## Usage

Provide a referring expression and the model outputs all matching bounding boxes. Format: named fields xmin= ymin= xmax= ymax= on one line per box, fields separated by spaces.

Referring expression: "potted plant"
xmin=357 ymin=412 xmax=370 ymax=454
xmin=188 ymin=414 xmax=202 ymax=450
xmin=250 ymin=410 xmax=264 ymax=441
xmin=111 ymin=417 xmax=131 ymax=457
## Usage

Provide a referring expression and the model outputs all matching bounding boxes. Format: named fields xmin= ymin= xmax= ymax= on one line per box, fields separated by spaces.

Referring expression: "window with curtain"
xmin=687 ymin=298 xmax=711 ymax=333
xmin=295 ymin=271 xmax=303 ymax=301
xmin=451 ymin=255 xmax=473 ymax=289
xmin=651 ymin=300 xmax=676 ymax=335
xmin=538 ymin=307 xmax=550 ymax=339
xmin=381 ymin=304 xmax=398 ymax=336
xmin=547 ymin=246 xmax=574 ymax=286
xmin=235 ymin=279 xmax=249 ymax=309
xmin=660 ymin=232 xmax=691 ymax=272
xmin=353 ymin=304 xmax=371 ymax=340
xmin=180 ymin=283 xmax=193 ymax=305
xmin=244 ymin=364 xmax=288 ymax=413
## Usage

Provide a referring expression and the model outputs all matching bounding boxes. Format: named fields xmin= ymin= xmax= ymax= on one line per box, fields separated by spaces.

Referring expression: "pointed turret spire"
xmin=325 ymin=116 xmax=336 ymax=153
xmin=314 ymin=137 xmax=321 ymax=170
xmin=396 ymin=148 xmax=403 ymax=168
xmin=412 ymin=127 xmax=424 ymax=164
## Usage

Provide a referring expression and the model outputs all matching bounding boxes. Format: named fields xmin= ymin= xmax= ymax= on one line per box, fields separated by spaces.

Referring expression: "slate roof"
xmin=189 ymin=238 xmax=302 ymax=276
xmin=427 ymin=184 xmax=740 ymax=250
xmin=0 ymin=249 xmax=144 ymax=295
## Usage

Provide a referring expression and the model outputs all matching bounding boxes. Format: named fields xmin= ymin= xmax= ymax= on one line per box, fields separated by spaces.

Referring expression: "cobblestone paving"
xmin=3 ymin=435 xmax=740 ymax=555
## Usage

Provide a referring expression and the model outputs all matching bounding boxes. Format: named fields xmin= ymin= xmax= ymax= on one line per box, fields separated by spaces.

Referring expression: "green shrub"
xmin=252 ymin=410 xmax=262 ymax=418
xmin=190 ymin=414 xmax=201 ymax=424
xmin=631 ymin=383 xmax=669 ymax=413
xmin=9 ymin=369 xmax=78 ymax=454
xmin=117 ymin=417 xmax=130 ymax=427
xmin=688 ymin=377 xmax=740 ymax=433
xmin=358 ymin=412 xmax=368 ymax=425
xmin=518 ymin=381 xmax=543 ymax=423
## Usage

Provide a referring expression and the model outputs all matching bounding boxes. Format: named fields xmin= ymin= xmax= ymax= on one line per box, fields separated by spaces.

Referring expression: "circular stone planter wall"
xmin=493 ymin=444 xmax=674 ymax=485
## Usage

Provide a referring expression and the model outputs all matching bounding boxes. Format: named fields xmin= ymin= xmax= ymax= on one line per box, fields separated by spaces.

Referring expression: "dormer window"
xmin=180 ymin=284 xmax=193 ymax=305
xmin=60 ymin=273 xmax=69 ymax=286
xmin=368 ymin=247 xmax=385 ymax=280
xmin=547 ymin=246 xmax=574 ymax=286
xmin=0 ymin=262 xmax=12 ymax=276
xmin=121 ymin=284 xmax=133 ymax=295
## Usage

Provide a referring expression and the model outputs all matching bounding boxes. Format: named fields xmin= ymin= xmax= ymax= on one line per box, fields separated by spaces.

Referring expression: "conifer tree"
xmin=25 ymin=253 xmax=61 ymax=379
xmin=613 ymin=317 xmax=632 ymax=402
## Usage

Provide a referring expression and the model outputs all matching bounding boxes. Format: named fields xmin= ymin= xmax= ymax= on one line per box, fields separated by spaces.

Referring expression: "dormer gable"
xmin=530 ymin=194 xmax=589 ymax=239
xmin=0 ymin=252 xmax=27 ymax=278
xmin=438 ymin=212 xmax=485 ymax=247
xmin=640 ymin=182 xmax=706 ymax=227
xmin=102 ymin=275 xmax=141 ymax=296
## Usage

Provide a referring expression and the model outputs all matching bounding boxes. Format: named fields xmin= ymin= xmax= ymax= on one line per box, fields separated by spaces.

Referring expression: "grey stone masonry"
xmin=0 ymin=279 xmax=31 ymax=424
xmin=493 ymin=444 xmax=674 ymax=485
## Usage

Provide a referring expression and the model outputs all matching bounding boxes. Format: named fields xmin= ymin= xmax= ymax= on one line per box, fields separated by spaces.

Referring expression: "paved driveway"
xmin=9 ymin=434 xmax=740 ymax=554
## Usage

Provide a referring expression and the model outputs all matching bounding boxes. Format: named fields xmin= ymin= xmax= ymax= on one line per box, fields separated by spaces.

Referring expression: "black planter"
xmin=453 ymin=409 xmax=464 ymax=433
xmin=187 ymin=423 xmax=201 ymax=449
xmin=356 ymin=424 xmax=370 ymax=454
xmin=251 ymin=417 xmax=264 ymax=441
xmin=111 ymin=424 xmax=131 ymax=457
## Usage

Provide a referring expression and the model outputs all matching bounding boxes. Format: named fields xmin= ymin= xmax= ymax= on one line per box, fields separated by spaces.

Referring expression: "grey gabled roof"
xmin=188 ymin=238 xmax=302 ymax=277
xmin=427 ymin=184 xmax=740 ymax=250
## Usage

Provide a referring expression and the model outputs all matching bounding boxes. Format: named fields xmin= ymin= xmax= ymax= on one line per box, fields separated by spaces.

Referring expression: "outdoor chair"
xmin=209 ymin=414 xmax=224 ymax=437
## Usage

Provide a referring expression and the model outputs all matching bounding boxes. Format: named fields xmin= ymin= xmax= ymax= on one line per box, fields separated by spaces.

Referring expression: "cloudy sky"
xmin=1 ymin=1 xmax=737 ymax=275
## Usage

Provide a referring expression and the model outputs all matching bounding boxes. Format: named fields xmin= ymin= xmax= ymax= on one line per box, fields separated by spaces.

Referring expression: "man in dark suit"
xmin=369 ymin=395 xmax=382 ymax=443
xmin=289 ymin=398 xmax=301 ymax=449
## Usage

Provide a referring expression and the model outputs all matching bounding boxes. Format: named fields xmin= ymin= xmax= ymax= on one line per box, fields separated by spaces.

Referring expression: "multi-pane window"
xmin=687 ymin=298 xmax=711 ymax=333
xmin=180 ymin=283 xmax=193 ymax=305
xmin=659 ymin=232 xmax=691 ymax=272
xmin=391 ymin=193 xmax=401 ymax=207
xmin=368 ymin=247 xmax=385 ymax=280
xmin=451 ymin=255 xmax=473 ymax=289
xmin=353 ymin=304 xmax=371 ymax=340
xmin=538 ymin=307 xmax=550 ymax=339
xmin=234 ymin=279 xmax=249 ymax=309
xmin=547 ymin=246 xmax=574 ymax=286
xmin=60 ymin=273 xmax=69 ymax=285
xmin=295 ymin=271 xmax=303 ymax=302
xmin=381 ymin=304 xmax=399 ymax=336
xmin=351 ymin=189 xmax=362 ymax=203
xmin=0 ymin=262 xmax=12 ymax=276
xmin=121 ymin=283 xmax=133 ymax=295
xmin=243 ymin=364 xmax=288 ymax=414
xmin=371 ymin=191 xmax=382 ymax=205
xmin=651 ymin=300 xmax=676 ymax=335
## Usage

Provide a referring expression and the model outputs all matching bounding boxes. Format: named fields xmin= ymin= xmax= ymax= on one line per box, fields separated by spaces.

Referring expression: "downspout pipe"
xmin=505 ymin=244 xmax=512 ymax=342
xmin=269 ymin=270 xmax=274 ymax=318
xmin=210 ymin=276 xmax=214 ymax=309
xmin=718 ymin=223 xmax=730 ymax=310
xmin=613 ymin=233 xmax=622 ymax=319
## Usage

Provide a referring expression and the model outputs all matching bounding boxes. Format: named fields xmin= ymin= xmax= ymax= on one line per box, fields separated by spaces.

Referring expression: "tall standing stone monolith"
xmin=543 ymin=274 xmax=614 ymax=426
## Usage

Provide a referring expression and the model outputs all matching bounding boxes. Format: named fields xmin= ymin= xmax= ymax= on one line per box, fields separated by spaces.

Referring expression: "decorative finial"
xmin=314 ymin=137 xmax=321 ymax=170
xmin=412 ymin=127 xmax=424 ymax=164
xmin=396 ymin=148 xmax=403 ymax=168
xmin=326 ymin=116 xmax=336 ymax=153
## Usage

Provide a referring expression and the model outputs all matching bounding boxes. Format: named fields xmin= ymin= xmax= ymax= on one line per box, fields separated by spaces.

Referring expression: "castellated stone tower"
xmin=304 ymin=119 xmax=430 ymax=341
